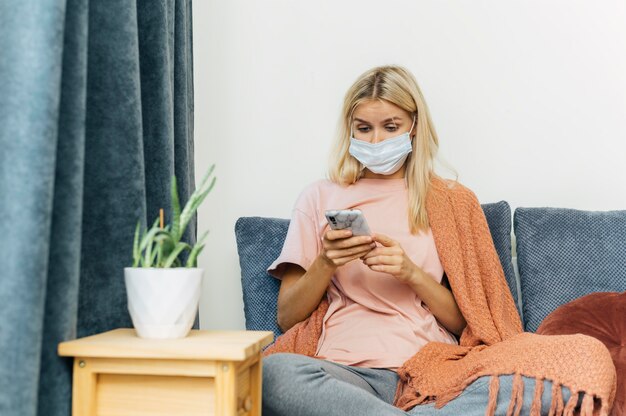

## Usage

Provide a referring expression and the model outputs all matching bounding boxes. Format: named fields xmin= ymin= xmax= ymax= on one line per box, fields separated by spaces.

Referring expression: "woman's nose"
xmin=371 ymin=130 xmax=383 ymax=144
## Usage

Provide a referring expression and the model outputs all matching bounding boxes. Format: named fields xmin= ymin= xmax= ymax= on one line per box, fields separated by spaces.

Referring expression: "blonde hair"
xmin=327 ymin=65 xmax=459 ymax=234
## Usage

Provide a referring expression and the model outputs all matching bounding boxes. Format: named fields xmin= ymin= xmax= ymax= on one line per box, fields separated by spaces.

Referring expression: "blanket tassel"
xmin=506 ymin=373 xmax=524 ymax=416
xmin=486 ymin=375 xmax=500 ymax=416
xmin=529 ymin=377 xmax=544 ymax=416
xmin=548 ymin=381 xmax=564 ymax=416
xmin=598 ymin=396 xmax=610 ymax=416
xmin=563 ymin=389 xmax=579 ymax=416
xmin=579 ymin=392 xmax=595 ymax=416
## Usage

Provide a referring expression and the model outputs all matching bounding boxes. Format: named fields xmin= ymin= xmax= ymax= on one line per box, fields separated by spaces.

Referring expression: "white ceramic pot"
xmin=124 ymin=267 xmax=204 ymax=339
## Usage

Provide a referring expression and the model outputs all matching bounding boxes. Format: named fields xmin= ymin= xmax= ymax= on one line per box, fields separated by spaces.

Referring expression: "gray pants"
xmin=262 ymin=353 xmax=582 ymax=415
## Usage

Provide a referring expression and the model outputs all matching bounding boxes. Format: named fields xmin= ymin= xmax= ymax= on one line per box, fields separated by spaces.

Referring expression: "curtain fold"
xmin=0 ymin=1 xmax=195 ymax=415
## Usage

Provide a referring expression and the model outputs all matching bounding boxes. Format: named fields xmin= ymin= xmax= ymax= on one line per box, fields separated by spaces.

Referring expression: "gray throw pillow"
xmin=514 ymin=207 xmax=626 ymax=332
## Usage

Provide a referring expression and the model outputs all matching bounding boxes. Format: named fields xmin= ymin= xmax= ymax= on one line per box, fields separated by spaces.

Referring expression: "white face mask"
xmin=348 ymin=116 xmax=416 ymax=175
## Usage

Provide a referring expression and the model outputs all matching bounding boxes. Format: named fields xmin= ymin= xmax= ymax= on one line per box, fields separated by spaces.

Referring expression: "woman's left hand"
xmin=361 ymin=233 xmax=422 ymax=286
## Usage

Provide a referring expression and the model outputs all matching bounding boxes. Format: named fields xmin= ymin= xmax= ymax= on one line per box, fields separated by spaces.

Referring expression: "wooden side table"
xmin=58 ymin=328 xmax=274 ymax=416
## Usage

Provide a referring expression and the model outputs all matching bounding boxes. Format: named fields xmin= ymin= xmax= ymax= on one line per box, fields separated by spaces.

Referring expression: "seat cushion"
xmin=235 ymin=201 xmax=517 ymax=340
xmin=536 ymin=291 xmax=625 ymax=415
xmin=514 ymin=207 xmax=626 ymax=332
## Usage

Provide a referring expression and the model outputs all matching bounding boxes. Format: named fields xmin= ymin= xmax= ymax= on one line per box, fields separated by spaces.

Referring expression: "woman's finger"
xmin=325 ymin=242 xmax=375 ymax=260
xmin=362 ymin=246 xmax=402 ymax=260
xmin=325 ymin=235 xmax=372 ymax=250
xmin=369 ymin=265 xmax=401 ymax=274
xmin=363 ymin=255 xmax=401 ymax=266
xmin=325 ymin=229 xmax=353 ymax=241
xmin=335 ymin=249 xmax=376 ymax=266
xmin=372 ymin=233 xmax=397 ymax=247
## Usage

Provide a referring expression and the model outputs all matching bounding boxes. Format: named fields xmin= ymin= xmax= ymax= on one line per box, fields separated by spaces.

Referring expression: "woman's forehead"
xmin=353 ymin=99 xmax=407 ymax=122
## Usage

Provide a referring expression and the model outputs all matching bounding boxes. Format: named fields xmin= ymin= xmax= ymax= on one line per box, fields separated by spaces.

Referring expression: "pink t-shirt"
xmin=267 ymin=177 xmax=459 ymax=370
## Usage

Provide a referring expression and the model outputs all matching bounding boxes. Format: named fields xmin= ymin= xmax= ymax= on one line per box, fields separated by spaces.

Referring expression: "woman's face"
xmin=351 ymin=99 xmax=415 ymax=144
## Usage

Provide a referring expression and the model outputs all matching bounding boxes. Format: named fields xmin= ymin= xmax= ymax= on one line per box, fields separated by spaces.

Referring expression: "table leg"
xmin=249 ymin=356 xmax=263 ymax=416
xmin=215 ymin=361 xmax=236 ymax=415
xmin=72 ymin=358 xmax=97 ymax=416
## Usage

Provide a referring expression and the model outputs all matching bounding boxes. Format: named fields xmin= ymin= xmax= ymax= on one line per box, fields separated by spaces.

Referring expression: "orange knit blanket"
xmin=262 ymin=177 xmax=617 ymax=416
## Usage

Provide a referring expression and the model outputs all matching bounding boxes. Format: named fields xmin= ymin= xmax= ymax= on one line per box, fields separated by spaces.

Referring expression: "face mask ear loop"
xmin=408 ymin=115 xmax=416 ymax=138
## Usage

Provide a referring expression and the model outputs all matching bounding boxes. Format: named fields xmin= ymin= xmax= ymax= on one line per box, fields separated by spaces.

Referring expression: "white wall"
xmin=192 ymin=0 xmax=626 ymax=330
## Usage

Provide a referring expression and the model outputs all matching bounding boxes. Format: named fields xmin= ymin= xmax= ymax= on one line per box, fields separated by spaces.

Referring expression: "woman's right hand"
xmin=276 ymin=229 xmax=373 ymax=332
xmin=320 ymin=229 xmax=376 ymax=268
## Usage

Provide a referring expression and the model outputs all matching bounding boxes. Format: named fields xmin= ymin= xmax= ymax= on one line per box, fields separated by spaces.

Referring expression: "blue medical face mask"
xmin=348 ymin=116 xmax=416 ymax=175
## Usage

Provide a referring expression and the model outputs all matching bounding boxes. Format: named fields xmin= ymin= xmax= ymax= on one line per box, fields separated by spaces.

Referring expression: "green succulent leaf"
xmin=148 ymin=243 xmax=159 ymax=267
xmin=132 ymin=220 xmax=141 ymax=267
xmin=163 ymin=242 xmax=192 ymax=268
xmin=186 ymin=230 xmax=209 ymax=268
xmin=156 ymin=240 xmax=164 ymax=267
xmin=139 ymin=218 xmax=161 ymax=253
xmin=131 ymin=165 xmax=216 ymax=269
xmin=170 ymin=175 xmax=182 ymax=242
xmin=179 ymin=164 xmax=216 ymax=240
xmin=155 ymin=230 xmax=175 ymax=267
xmin=185 ymin=244 xmax=205 ymax=268
xmin=153 ymin=227 xmax=173 ymax=267
xmin=142 ymin=218 xmax=167 ymax=267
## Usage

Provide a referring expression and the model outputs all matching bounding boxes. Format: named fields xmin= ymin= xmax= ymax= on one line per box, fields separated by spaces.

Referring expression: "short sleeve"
xmin=267 ymin=185 xmax=321 ymax=280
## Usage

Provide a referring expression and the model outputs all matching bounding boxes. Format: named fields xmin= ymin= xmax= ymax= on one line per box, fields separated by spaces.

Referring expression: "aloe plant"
xmin=131 ymin=164 xmax=216 ymax=268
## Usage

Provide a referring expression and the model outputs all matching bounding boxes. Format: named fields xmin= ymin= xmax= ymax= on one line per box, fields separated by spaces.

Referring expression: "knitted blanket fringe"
xmin=262 ymin=176 xmax=617 ymax=415
xmin=393 ymin=372 xmax=608 ymax=416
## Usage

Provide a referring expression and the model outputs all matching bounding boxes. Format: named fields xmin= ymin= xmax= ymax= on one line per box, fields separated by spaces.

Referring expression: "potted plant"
xmin=124 ymin=164 xmax=216 ymax=339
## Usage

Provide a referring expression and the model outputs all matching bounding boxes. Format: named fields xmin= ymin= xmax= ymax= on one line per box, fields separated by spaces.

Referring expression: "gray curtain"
xmin=0 ymin=1 xmax=196 ymax=415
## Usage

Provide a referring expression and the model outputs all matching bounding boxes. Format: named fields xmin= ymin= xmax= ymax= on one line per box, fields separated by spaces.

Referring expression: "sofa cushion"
xmin=235 ymin=201 xmax=518 ymax=340
xmin=536 ymin=291 xmax=625 ymax=415
xmin=235 ymin=217 xmax=288 ymax=338
xmin=481 ymin=201 xmax=521 ymax=318
xmin=514 ymin=207 xmax=626 ymax=332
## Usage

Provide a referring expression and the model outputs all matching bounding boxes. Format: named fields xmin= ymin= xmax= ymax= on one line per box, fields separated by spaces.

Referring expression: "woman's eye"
xmin=386 ymin=125 xmax=398 ymax=131
xmin=357 ymin=127 xmax=371 ymax=132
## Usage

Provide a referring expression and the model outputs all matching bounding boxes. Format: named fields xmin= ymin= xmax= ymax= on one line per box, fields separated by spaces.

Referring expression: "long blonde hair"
xmin=328 ymin=65 xmax=459 ymax=234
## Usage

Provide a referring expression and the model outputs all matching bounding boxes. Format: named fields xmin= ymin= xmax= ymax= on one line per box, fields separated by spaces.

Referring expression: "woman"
xmin=262 ymin=65 xmax=583 ymax=415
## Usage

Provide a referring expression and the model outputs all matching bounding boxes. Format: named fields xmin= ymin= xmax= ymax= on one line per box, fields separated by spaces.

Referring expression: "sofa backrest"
xmin=514 ymin=207 xmax=626 ymax=332
xmin=235 ymin=201 xmax=520 ymax=339
xmin=235 ymin=217 xmax=288 ymax=338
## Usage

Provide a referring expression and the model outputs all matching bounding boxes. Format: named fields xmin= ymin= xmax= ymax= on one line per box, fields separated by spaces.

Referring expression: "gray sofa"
xmin=234 ymin=201 xmax=626 ymax=339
